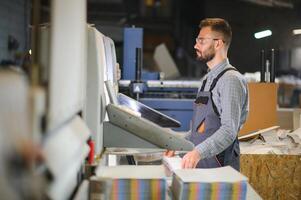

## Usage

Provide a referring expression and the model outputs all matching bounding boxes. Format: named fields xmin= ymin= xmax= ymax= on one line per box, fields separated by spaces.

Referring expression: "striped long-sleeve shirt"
xmin=187 ymin=59 xmax=249 ymax=159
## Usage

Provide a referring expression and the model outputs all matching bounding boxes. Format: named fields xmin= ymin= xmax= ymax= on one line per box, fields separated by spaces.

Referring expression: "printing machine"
xmin=0 ymin=0 xmax=194 ymax=199
xmin=85 ymin=25 xmax=193 ymax=152
xmin=44 ymin=2 xmax=195 ymax=199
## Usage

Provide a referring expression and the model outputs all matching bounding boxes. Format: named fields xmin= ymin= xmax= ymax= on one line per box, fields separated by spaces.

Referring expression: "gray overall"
xmin=189 ymin=68 xmax=240 ymax=171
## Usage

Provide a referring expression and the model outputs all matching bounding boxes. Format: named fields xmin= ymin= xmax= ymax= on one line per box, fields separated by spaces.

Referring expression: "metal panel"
xmin=122 ymin=27 xmax=143 ymax=80
xmin=106 ymin=104 xmax=194 ymax=151
xmin=48 ymin=0 xmax=86 ymax=131
xmin=43 ymin=116 xmax=90 ymax=200
xmin=103 ymin=36 xmax=117 ymax=84
xmin=103 ymin=122 xmax=159 ymax=149
xmin=105 ymin=80 xmax=118 ymax=105
xmin=84 ymin=27 xmax=107 ymax=154
xmin=146 ymin=80 xmax=202 ymax=88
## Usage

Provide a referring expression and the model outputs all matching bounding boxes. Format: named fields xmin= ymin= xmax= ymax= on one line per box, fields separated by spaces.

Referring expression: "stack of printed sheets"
xmin=95 ymin=165 xmax=167 ymax=200
xmin=171 ymin=166 xmax=248 ymax=200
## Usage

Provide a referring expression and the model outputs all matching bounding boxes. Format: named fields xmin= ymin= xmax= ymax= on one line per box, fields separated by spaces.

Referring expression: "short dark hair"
xmin=199 ymin=18 xmax=232 ymax=48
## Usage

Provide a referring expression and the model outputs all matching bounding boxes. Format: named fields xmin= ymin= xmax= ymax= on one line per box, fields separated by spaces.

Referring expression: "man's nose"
xmin=194 ymin=43 xmax=198 ymax=49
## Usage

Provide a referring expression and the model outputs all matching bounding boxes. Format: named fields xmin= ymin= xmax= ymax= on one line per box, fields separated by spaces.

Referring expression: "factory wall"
xmin=203 ymin=0 xmax=301 ymax=73
xmin=173 ymin=0 xmax=301 ymax=76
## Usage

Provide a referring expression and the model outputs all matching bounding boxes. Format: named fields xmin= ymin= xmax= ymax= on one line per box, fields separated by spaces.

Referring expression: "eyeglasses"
xmin=195 ymin=37 xmax=224 ymax=45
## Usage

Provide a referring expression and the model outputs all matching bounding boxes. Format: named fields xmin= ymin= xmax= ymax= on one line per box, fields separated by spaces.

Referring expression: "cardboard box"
xmin=239 ymin=83 xmax=278 ymax=136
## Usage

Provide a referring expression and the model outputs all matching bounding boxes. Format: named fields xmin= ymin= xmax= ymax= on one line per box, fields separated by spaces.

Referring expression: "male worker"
xmin=166 ymin=18 xmax=248 ymax=171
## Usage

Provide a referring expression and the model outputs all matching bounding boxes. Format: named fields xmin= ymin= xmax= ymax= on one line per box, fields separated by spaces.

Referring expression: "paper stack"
xmin=93 ymin=165 xmax=167 ymax=200
xmin=162 ymin=155 xmax=182 ymax=172
xmin=171 ymin=166 xmax=248 ymax=200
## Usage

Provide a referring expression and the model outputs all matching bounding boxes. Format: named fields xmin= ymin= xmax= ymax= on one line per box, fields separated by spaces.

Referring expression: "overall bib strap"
xmin=209 ymin=67 xmax=238 ymax=92
xmin=209 ymin=67 xmax=238 ymax=116
xmin=200 ymin=78 xmax=207 ymax=92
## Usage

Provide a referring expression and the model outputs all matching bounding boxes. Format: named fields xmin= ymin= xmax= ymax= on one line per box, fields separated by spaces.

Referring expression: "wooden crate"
xmin=240 ymin=154 xmax=301 ymax=200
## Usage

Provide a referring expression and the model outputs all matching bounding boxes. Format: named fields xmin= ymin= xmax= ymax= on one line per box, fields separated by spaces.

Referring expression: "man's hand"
xmin=181 ymin=149 xmax=201 ymax=169
xmin=164 ymin=150 xmax=175 ymax=157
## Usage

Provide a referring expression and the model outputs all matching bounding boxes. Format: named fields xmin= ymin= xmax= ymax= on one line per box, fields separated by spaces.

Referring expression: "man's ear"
xmin=215 ymin=39 xmax=223 ymax=50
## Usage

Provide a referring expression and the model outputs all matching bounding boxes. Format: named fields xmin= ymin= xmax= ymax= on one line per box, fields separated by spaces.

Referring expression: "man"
xmin=166 ymin=18 xmax=248 ymax=171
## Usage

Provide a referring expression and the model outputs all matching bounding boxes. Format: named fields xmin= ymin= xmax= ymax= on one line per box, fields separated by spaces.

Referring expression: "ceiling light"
xmin=254 ymin=30 xmax=272 ymax=39
xmin=293 ymin=29 xmax=301 ymax=35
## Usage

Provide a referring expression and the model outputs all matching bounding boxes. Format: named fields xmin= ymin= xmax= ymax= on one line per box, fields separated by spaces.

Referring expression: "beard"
xmin=196 ymin=45 xmax=215 ymax=63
